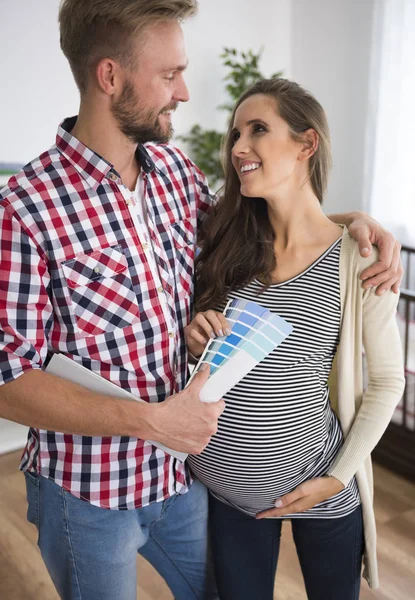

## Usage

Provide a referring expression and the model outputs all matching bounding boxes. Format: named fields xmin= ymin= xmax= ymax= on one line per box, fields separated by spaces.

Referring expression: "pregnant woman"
xmin=185 ymin=78 xmax=405 ymax=600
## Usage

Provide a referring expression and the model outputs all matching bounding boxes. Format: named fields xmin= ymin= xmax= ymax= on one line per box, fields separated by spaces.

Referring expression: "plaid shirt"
xmin=0 ymin=117 xmax=215 ymax=509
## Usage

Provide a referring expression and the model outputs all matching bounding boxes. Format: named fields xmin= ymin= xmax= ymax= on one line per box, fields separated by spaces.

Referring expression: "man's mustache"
xmin=159 ymin=103 xmax=178 ymax=115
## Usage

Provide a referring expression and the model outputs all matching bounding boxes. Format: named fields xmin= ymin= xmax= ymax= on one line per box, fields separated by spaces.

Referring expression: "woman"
xmin=185 ymin=79 xmax=405 ymax=600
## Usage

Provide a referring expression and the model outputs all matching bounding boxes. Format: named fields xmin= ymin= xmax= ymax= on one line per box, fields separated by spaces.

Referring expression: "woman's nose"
xmin=232 ymin=136 xmax=249 ymax=157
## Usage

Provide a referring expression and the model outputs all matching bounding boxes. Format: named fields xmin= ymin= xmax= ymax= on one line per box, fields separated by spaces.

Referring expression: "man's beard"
xmin=112 ymin=79 xmax=175 ymax=144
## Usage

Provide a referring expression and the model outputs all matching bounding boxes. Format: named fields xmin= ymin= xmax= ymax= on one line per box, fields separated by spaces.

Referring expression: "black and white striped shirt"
xmin=189 ymin=238 xmax=361 ymax=518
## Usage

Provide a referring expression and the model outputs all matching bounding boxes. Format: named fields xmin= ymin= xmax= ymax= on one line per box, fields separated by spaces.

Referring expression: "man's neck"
xmin=71 ymin=105 xmax=141 ymax=191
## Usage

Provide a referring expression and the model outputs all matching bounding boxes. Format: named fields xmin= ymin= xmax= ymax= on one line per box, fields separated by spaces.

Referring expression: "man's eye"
xmin=165 ymin=75 xmax=174 ymax=81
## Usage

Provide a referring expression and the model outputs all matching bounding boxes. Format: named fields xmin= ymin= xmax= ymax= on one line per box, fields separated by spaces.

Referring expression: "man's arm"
xmin=329 ymin=211 xmax=403 ymax=295
xmin=0 ymin=369 xmax=153 ymax=438
xmin=0 ymin=366 xmax=223 ymax=455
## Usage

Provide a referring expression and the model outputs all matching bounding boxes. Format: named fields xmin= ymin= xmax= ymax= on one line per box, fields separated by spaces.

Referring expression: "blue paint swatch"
xmin=194 ymin=298 xmax=293 ymax=376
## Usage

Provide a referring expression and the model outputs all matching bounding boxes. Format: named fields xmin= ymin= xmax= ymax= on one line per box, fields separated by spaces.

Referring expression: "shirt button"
xmin=157 ymin=286 xmax=163 ymax=293
xmin=108 ymin=172 xmax=117 ymax=181
xmin=93 ymin=267 xmax=101 ymax=274
xmin=142 ymin=243 xmax=148 ymax=250
xmin=169 ymin=331 xmax=175 ymax=338
xmin=126 ymin=199 xmax=132 ymax=206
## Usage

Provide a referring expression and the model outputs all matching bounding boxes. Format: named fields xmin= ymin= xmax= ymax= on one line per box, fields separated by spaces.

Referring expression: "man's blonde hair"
xmin=59 ymin=0 xmax=198 ymax=94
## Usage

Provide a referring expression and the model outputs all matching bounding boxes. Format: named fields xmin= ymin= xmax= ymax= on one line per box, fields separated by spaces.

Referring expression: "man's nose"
xmin=175 ymin=74 xmax=190 ymax=103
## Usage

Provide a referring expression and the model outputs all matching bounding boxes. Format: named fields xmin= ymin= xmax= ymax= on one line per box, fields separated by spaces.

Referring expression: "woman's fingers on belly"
xmin=256 ymin=484 xmax=308 ymax=518
xmin=255 ymin=476 xmax=345 ymax=518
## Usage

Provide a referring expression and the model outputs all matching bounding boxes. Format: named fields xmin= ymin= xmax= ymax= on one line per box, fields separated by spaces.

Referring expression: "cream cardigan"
xmin=326 ymin=227 xmax=405 ymax=588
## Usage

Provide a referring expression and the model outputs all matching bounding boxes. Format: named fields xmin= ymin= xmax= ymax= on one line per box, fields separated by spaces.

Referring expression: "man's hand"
xmin=346 ymin=212 xmax=403 ymax=295
xmin=255 ymin=476 xmax=345 ymax=519
xmin=184 ymin=310 xmax=231 ymax=359
xmin=150 ymin=364 xmax=225 ymax=455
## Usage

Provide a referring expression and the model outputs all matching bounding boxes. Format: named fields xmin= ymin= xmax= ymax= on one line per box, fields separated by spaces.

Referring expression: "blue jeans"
xmin=24 ymin=471 xmax=217 ymax=600
xmin=209 ymin=494 xmax=364 ymax=600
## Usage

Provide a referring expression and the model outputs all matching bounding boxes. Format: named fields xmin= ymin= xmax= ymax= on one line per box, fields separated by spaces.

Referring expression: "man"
xmin=0 ymin=1 xmax=402 ymax=599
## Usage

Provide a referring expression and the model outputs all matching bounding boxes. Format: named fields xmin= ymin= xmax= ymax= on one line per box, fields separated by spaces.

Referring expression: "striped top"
xmin=188 ymin=238 xmax=361 ymax=518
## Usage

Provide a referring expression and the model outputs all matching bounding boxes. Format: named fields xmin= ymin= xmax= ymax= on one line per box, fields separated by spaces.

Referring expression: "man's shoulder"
xmin=143 ymin=142 xmax=204 ymax=177
xmin=0 ymin=147 xmax=61 ymax=213
xmin=142 ymin=142 xmax=216 ymax=210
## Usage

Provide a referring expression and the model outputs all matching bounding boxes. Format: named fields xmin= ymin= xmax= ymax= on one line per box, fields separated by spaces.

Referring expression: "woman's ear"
xmin=298 ymin=129 xmax=319 ymax=161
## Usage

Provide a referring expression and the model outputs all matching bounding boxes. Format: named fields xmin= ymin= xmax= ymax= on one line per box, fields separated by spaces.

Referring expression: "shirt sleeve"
xmin=327 ymin=286 xmax=406 ymax=486
xmin=0 ymin=204 xmax=52 ymax=385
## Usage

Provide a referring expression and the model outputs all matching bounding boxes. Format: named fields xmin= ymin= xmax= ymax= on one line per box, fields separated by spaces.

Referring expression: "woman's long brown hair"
xmin=195 ymin=78 xmax=332 ymax=311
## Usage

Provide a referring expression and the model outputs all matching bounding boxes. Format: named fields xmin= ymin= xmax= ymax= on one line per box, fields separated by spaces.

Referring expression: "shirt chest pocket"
xmin=169 ymin=220 xmax=195 ymax=299
xmin=61 ymin=245 xmax=140 ymax=337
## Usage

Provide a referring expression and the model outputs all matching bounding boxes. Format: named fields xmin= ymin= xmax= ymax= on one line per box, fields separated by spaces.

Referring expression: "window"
xmin=365 ymin=0 xmax=415 ymax=246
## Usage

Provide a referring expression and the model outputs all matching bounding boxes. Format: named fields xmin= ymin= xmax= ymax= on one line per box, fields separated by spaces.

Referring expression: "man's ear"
xmin=298 ymin=129 xmax=319 ymax=161
xmin=95 ymin=58 xmax=120 ymax=96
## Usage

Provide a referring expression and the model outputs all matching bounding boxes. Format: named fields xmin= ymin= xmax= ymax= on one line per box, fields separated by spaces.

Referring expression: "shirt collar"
xmin=56 ymin=116 xmax=156 ymax=190
xmin=136 ymin=144 xmax=156 ymax=174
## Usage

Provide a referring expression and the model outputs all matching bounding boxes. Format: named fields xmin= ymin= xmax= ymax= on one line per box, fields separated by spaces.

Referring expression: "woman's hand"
xmin=185 ymin=310 xmax=232 ymax=359
xmin=255 ymin=476 xmax=345 ymax=519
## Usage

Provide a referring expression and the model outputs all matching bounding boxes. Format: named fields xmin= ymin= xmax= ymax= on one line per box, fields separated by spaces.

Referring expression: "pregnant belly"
xmin=188 ymin=420 xmax=333 ymax=514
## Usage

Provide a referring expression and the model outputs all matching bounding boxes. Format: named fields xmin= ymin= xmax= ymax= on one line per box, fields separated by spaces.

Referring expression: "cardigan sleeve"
xmin=327 ymin=287 xmax=405 ymax=486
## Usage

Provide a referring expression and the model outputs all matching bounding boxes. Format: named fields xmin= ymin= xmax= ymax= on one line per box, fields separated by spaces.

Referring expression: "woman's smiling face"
xmin=231 ymin=93 xmax=304 ymax=200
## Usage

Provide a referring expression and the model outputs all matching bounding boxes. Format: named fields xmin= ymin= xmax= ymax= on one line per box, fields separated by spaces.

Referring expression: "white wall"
xmin=0 ymin=0 xmax=291 ymax=165
xmin=0 ymin=0 xmax=291 ymax=453
xmin=291 ymin=0 xmax=375 ymax=215
xmin=179 ymin=0 xmax=291 ymax=137
xmin=0 ymin=419 xmax=28 ymax=455
xmin=0 ymin=1 xmax=79 ymax=164
xmin=0 ymin=0 xmax=387 ymax=212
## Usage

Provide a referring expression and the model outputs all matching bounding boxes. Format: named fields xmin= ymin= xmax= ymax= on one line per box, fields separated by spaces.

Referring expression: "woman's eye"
xmin=253 ymin=124 xmax=266 ymax=133
xmin=232 ymin=131 xmax=240 ymax=144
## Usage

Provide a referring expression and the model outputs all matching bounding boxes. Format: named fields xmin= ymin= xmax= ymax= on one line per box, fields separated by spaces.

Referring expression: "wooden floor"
xmin=0 ymin=450 xmax=414 ymax=599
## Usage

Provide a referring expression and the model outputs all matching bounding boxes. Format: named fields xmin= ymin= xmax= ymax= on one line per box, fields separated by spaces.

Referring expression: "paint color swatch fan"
xmin=188 ymin=298 xmax=293 ymax=403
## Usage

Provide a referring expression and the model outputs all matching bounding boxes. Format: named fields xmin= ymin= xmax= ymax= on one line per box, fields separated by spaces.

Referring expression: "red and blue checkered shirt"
xmin=0 ymin=117 xmax=215 ymax=509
